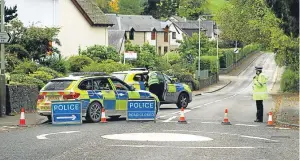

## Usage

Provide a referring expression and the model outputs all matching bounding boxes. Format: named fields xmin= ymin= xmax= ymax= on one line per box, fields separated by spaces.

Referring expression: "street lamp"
xmin=198 ymin=16 xmax=201 ymax=80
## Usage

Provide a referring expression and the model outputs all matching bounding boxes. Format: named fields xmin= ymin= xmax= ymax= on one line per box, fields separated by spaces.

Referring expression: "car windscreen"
xmin=112 ymin=73 xmax=127 ymax=81
xmin=43 ymin=80 xmax=74 ymax=90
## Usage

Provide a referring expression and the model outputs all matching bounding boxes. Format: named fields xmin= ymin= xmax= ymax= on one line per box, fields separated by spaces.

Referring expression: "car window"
xmin=133 ymin=74 xmax=147 ymax=82
xmin=44 ymin=80 xmax=74 ymax=90
xmin=78 ymin=79 xmax=93 ymax=90
xmin=112 ymin=73 xmax=127 ymax=81
xmin=111 ymin=78 xmax=131 ymax=91
xmin=93 ymin=78 xmax=112 ymax=90
xmin=163 ymin=74 xmax=172 ymax=83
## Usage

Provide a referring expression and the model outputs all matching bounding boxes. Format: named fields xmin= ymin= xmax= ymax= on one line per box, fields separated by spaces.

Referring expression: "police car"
xmin=37 ymin=72 xmax=160 ymax=123
xmin=111 ymin=70 xmax=192 ymax=108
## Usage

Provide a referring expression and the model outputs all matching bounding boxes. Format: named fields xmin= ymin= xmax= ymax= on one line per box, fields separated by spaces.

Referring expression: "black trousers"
xmin=256 ymin=100 xmax=264 ymax=121
xmin=149 ymin=83 xmax=164 ymax=100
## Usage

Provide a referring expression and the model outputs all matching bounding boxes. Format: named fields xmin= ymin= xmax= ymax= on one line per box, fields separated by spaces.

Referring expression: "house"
xmin=167 ymin=16 xmax=220 ymax=49
xmin=106 ymin=14 xmax=170 ymax=55
xmin=6 ymin=0 xmax=113 ymax=57
xmin=108 ymin=30 xmax=126 ymax=54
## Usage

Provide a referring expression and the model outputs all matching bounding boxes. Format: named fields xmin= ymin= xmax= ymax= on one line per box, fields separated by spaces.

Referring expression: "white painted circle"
xmin=101 ymin=133 xmax=213 ymax=142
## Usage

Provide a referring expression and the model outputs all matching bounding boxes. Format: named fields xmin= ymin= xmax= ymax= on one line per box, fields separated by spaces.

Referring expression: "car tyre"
xmin=176 ymin=93 xmax=189 ymax=109
xmin=86 ymin=101 xmax=102 ymax=123
xmin=47 ymin=115 xmax=52 ymax=122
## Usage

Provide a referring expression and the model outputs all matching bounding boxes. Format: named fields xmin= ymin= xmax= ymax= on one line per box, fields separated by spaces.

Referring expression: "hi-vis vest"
xmin=252 ymin=73 xmax=268 ymax=100
xmin=148 ymin=72 xmax=160 ymax=86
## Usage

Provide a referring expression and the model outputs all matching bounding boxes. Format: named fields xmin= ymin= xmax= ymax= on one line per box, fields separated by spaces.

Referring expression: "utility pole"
xmin=0 ymin=0 xmax=5 ymax=116
xmin=216 ymin=23 xmax=219 ymax=74
xmin=198 ymin=16 xmax=201 ymax=80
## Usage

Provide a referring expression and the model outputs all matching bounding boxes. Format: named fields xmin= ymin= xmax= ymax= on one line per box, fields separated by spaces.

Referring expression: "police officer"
xmin=146 ymin=67 xmax=164 ymax=100
xmin=253 ymin=66 xmax=268 ymax=122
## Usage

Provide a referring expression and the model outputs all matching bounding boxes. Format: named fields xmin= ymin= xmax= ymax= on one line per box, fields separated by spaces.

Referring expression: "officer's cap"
xmin=255 ymin=66 xmax=263 ymax=70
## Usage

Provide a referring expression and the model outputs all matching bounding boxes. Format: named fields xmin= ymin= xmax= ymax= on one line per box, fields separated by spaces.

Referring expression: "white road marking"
xmin=201 ymin=122 xmax=220 ymax=124
xmin=101 ymin=133 xmax=213 ymax=142
xmin=108 ymin=145 xmax=257 ymax=149
xmin=163 ymin=130 xmax=279 ymax=142
xmin=235 ymin=124 xmax=259 ymax=127
xmin=2 ymin=126 xmax=8 ymax=128
xmin=8 ymin=126 xmax=17 ymax=129
xmin=36 ymin=131 xmax=80 ymax=140
xmin=240 ymin=135 xmax=279 ymax=142
xmin=163 ymin=116 xmax=177 ymax=122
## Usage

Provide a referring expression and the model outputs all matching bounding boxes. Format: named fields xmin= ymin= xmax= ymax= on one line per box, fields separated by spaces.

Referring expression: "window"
xmin=158 ymin=46 xmax=161 ymax=55
xmin=164 ymin=32 xmax=168 ymax=42
xmin=164 ymin=46 xmax=168 ymax=54
xmin=129 ymin=30 xmax=134 ymax=40
xmin=78 ymin=79 xmax=93 ymax=90
xmin=44 ymin=80 xmax=74 ymax=90
xmin=151 ymin=31 xmax=156 ymax=40
xmin=112 ymin=73 xmax=127 ymax=81
xmin=133 ymin=74 xmax=147 ymax=82
xmin=111 ymin=78 xmax=131 ymax=91
xmin=172 ymin=32 xmax=176 ymax=39
xmin=163 ymin=74 xmax=171 ymax=84
xmin=164 ymin=28 xmax=169 ymax=42
xmin=93 ymin=78 xmax=112 ymax=90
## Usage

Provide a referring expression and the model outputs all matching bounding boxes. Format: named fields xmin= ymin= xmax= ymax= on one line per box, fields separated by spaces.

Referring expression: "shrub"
xmin=81 ymin=59 xmax=132 ymax=74
xmin=195 ymin=56 xmax=218 ymax=74
xmin=40 ymin=57 xmax=68 ymax=74
xmin=29 ymin=71 xmax=54 ymax=84
xmin=5 ymin=54 xmax=22 ymax=72
xmin=67 ymin=55 xmax=94 ymax=72
xmin=10 ymin=74 xmax=45 ymax=89
xmin=80 ymin=45 xmax=120 ymax=62
xmin=162 ymin=52 xmax=181 ymax=66
xmin=37 ymin=67 xmax=64 ymax=78
xmin=280 ymin=68 xmax=299 ymax=92
xmin=12 ymin=59 xmax=38 ymax=74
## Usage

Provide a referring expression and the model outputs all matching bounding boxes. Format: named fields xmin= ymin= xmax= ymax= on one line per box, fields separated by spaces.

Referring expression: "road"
xmin=0 ymin=53 xmax=299 ymax=160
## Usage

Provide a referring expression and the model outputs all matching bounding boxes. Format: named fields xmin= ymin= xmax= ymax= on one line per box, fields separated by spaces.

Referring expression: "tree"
xmin=67 ymin=55 xmax=94 ymax=72
xmin=157 ymin=0 xmax=179 ymax=19
xmin=177 ymin=0 xmax=207 ymax=20
xmin=109 ymin=0 xmax=119 ymax=13
xmin=20 ymin=26 xmax=61 ymax=61
xmin=6 ymin=19 xmax=26 ymax=44
xmin=94 ymin=0 xmax=111 ymax=13
xmin=266 ymin=0 xmax=299 ymax=37
xmin=4 ymin=5 xmax=18 ymax=22
xmin=119 ymin=0 xmax=146 ymax=15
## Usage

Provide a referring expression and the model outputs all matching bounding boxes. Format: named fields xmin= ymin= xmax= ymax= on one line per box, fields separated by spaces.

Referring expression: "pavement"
xmin=0 ymin=52 xmax=298 ymax=160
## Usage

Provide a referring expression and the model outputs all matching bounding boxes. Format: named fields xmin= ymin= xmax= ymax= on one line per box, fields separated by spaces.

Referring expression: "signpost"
xmin=123 ymin=51 xmax=137 ymax=64
xmin=51 ymin=101 xmax=82 ymax=125
xmin=127 ymin=100 xmax=156 ymax=121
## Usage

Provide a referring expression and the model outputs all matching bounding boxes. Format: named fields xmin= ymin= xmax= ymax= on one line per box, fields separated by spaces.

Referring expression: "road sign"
xmin=124 ymin=51 xmax=137 ymax=60
xmin=51 ymin=101 xmax=82 ymax=125
xmin=0 ymin=32 xmax=12 ymax=44
xmin=127 ymin=99 xmax=156 ymax=121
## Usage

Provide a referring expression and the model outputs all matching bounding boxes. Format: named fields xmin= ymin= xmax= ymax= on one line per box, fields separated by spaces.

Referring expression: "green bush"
xmin=81 ymin=59 xmax=132 ymax=74
xmin=29 ymin=71 xmax=54 ymax=84
xmin=6 ymin=44 xmax=30 ymax=59
xmin=195 ymin=56 xmax=218 ymax=74
xmin=80 ymin=45 xmax=120 ymax=62
xmin=280 ymin=69 xmax=299 ymax=92
xmin=219 ymin=49 xmax=234 ymax=68
xmin=37 ymin=67 xmax=64 ymax=78
xmin=162 ymin=52 xmax=181 ymax=66
xmin=5 ymin=54 xmax=22 ymax=72
xmin=10 ymin=74 xmax=45 ymax=89
xmin=40 ymin=57 xmax=68 ymax=74
xmin=12 ymin=59 xmax=38 ymax=74
xmin=67 ymin=55 xmax=94 ymax=72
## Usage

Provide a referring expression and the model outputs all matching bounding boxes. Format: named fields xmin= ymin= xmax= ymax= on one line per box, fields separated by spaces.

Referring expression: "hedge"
xmin=195 ymin=56 xmax=218 ymax=74
xmin=280 ymin=68 xmax=299 ymax=92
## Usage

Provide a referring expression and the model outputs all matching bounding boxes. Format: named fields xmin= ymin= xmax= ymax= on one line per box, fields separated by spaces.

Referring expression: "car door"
xmin=109 ymin=78 xmax=130 ymax=111
xmin=163 ymin=74 xmax=177 ymax=103
xmin=92 ymin=78 xmax=116 ymax=110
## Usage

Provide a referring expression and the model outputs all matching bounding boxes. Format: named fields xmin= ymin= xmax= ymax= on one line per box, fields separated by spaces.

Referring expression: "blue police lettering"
xmin=54 ymin=104 xmax=79 ymax=111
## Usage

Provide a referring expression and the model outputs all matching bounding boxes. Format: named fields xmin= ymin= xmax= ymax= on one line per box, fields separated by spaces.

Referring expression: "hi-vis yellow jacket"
xmin=252 ymin=73 xmax=268 ymax=100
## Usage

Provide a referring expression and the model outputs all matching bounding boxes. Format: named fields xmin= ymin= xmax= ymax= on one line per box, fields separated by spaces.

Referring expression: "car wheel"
xmin=176 ymin=93 xmax=189 ymax=109
xmin=86 ymin=101 xmax=102 ymax=123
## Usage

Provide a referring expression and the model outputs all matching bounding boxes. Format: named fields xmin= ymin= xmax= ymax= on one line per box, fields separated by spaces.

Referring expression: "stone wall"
xmin=6 ymin=85 xmax=39 ymax=115
xmin=199 ymin=74 xmax=219 ymax=90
